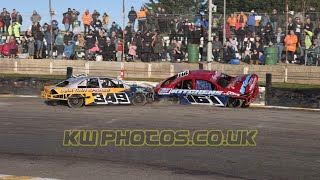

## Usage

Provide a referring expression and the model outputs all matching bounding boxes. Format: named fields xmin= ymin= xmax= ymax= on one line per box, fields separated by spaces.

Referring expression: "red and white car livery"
xmin=154 ymin=70 xmax=259 ymax=108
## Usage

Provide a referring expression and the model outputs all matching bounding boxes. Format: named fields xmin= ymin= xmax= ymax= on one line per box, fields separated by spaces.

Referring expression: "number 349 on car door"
xmin=92 ymin=93 xmax=131 ymax=105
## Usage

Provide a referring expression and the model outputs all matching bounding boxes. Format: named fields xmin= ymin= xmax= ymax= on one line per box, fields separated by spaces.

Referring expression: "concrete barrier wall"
xmin=0 ymin=59 xmax=319 ymax=84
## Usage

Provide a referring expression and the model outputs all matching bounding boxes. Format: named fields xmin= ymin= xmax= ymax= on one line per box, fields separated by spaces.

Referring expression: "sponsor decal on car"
xmin=59 ymin=88 xmax=111 ymax=93
xmin=211 ymin=72 xmax=222 ymax=82
xmin=158 ymin=89 xmax=223 ymax=96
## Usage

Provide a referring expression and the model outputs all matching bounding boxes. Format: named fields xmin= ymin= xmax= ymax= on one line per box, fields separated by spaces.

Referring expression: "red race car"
xmin=154 ymin=70 xmax=259 ymax=108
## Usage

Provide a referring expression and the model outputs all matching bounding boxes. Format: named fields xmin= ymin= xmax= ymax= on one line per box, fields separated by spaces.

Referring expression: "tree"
xmin=145 ymin=0 xmax=208 ymax=15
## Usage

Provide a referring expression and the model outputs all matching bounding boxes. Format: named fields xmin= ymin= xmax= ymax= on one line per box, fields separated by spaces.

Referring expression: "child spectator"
xmin=128 ymin=41 xmax=137 ymax=61
xmin=8 ymin=35 xmax=17 ymax=59
xmin=28 ymin=36 xmax=35 ymax=59
xmin=116 ymin=39 xmax=123 ymax=61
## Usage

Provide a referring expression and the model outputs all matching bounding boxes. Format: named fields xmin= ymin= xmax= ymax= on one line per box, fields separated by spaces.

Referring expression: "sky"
xmin=0 ymin=0 xmax=148 ymax=30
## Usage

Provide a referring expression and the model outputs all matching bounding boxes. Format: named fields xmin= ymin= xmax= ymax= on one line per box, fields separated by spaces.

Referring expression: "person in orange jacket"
xmin=82 ymin=9 xmax=92 ymax=34
xmin=137 ymin=6 xmax=148 ymax=32
xmin=227 ymin=13 xmax=237 ymax=32
xmin=237 ymin=11 xmax=247 ymax=26
xmin=284 ymin=30 xmax=298 ymax=63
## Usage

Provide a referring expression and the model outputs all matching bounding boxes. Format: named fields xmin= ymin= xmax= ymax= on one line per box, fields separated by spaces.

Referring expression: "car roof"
xmin=63 ymin=76 xmax=121 ymax=88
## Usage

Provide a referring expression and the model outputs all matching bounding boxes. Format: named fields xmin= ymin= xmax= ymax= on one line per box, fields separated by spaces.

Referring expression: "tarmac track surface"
xmin=0 ymin=97 xmax=319 ymax=180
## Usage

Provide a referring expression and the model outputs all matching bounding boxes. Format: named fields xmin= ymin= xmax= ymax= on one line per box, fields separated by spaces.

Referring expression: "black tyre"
xmin=132 ymin=93 xmax=147 ymax=106
xmin=67 ymin=95 xmax=84 ymax=108
xmin=227 ymin=98 xmax=243 ymax=108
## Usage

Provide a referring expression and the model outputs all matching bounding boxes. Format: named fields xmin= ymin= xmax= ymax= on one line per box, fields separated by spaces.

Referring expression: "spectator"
xmin=64 ymin=31 xmax=73 ymax=45
xmin=284 ymin=30 xmax=298 ymax=63
xmin=16 ymin=12 xmax=23 ymax=25
xmin=261 ymin=13 xmax=270 ymax=28
xmin=101 ymin=40 xmax=115 ymax=61
xmin=304 ymin=18 xmax=313 ymax=32
xmin=237 ymin=11 xmax=247 ymax=27
xmin=247 ymin=11 xmax=256 ymax=33
xmin=128 ymin=6 xmax=137 ymax=31
xmin=92 ymin=10 xmax=100 ymax=21
xmin=294 ymin=11 xmax=304 ymax=23
xmin=88 ymin=41 xmax=100 ymax=60
xmin=64 ymin=40 xmax=76 ymax=59
xmin=141 ymin=31 xmax=153 ymax=62
xmin=63 ymin=8 xmax=72 ymax=31
xmin=236 ymin=24 xmax=247 ymax=57
xmin=137 ymin=6 xmax=148 ymax=33
xmin=28 ymin=36 xmax=35 ymax=59
xmin=102 ymin=13 xmax=109 ymax=31
xmin=8 ymin=35 xmax=17 ymax=59
xmin=146 ymin=11 xmax=157 ymax=31
xmin=85 ymin=29 xmax=96 ymax=59
xmin=128 ymin=41 xmax=137 ymax=61
xmin=1 ymin=8 xmax=11 ymax=33
xmin=212 ymin=36 xmax=222 ymax=61
xmin=97 ymin=31 xmax=107 ymax=50
xmin=11 ymin=9 xmax=17 ymax=23
xmin=76 ymin=34 xmax=85 ymax=48
xmin=270 ymin=9 xmax=279 ymax=33
xmin=34 ymin=26 xmax=44 ymax=59
xmin=30 ymin=10 xmax=41 ymax=24
xmin=152 ymin=30 xmax=163 ymax=60
xmin=201 ymin=18 xmax=208 ymax=29
xmin=158 ymin=8 xmax=167 ymax=33
xmin=294 ymin=17 xmax=303 ymax=38
xmin=55 ymin=30 xmax=65 ymax=57
xmin=82 ymin=9 xmax=92 ymax=34
xmin=299 ymin=29 xmax=313 ymax=63
xmin=19 ymin=36 xmax=28 ymax=54
xmin=287 ymin=17 xmax=295 ymax=32
xmin=263 ymin=22 xmax=273 ymax=45
xmin=173 ymin=42 xmax=184 ymax=62
xmin=8 ymin=22 xmax=21 ymax=38
xmin=91 ymin=17 xmax=103 ymax=34
xmin=45 ymin=29 xmax=54 ymax=57
xmin=116 ymin=39 xmax=123 ymax=61
xmin=273 ymin=27 xmax=285 ymax=63
xmin=109 ymin=22 xmax=118 ymax=35
xmin=70 ymin=9 xmax=80 ymax=31
xmin=250 ymin=41 xmax=263 ymax=65
xmin=134 ymin=31 xmax=143 ymax=59
xmin=227 ymin=13 xmax=237 ymax=32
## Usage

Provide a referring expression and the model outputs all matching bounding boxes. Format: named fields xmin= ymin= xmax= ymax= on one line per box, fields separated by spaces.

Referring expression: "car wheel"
xmin=169 ymin=97 xmax=180 ymax=105
xmin=67 ymin=95 xmax=84 ymax=108
xmin=227 ymin=98 xmax=243 ymax=108
xmin=132 ymin=93 xmax=147 ymax=106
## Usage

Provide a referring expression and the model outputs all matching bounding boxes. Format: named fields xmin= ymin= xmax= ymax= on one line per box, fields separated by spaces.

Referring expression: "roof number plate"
xmin=177 ymin=70 xmax=190 ymax=78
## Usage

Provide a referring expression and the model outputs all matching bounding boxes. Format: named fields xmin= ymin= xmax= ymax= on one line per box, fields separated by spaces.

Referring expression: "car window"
xmin=100 ymin=78 xmax=118 ymax=88
xmin=175 ymin=80 xmax=193 ymax=89
xmin=78 ymin=80 xmax=88 ymax=88
xmin=56 ymin=80 xmax=69 ymax=87
xmin=87 ymin=78 xmax=100 ymax=88
xmin=196 ymin=80 xmax=217 ymax=90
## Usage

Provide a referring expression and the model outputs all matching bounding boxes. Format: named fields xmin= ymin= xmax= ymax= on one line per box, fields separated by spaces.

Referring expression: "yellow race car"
xmin=41 ymin=75 xmax=153 ymax=108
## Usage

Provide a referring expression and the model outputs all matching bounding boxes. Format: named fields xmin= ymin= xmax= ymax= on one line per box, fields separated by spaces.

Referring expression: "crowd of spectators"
xmin=224 ymin=9 xmax=320 ymax=65
xmin=0 ymin=6 xmax=319 ymax=65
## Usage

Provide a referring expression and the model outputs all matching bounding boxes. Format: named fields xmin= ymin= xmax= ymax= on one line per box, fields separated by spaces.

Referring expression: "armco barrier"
xmin=0 ymin=59 xmax=319 ymax=84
